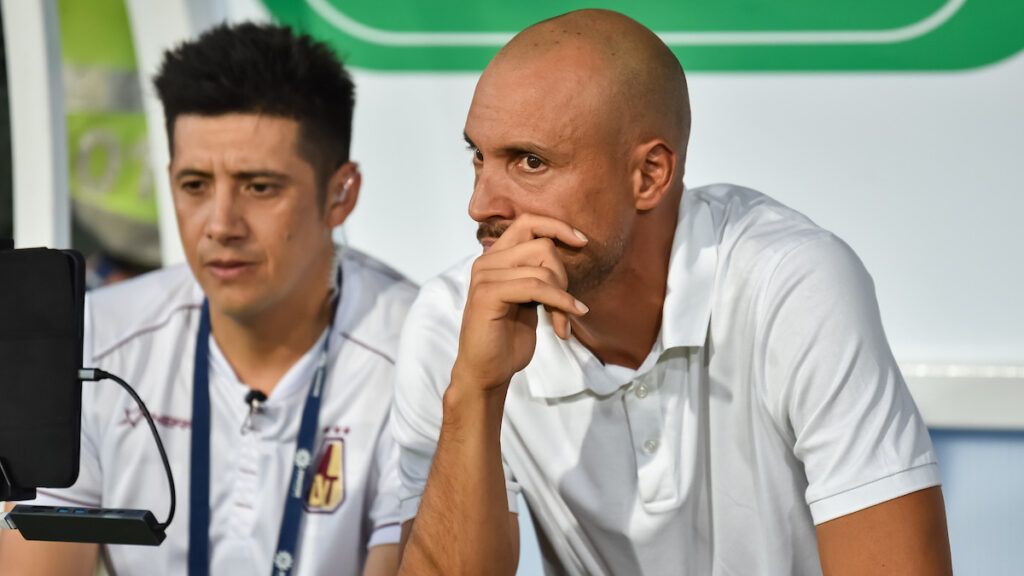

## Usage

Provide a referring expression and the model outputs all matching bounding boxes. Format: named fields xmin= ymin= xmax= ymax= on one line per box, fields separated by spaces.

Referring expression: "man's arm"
xmin=0 ymin=502 xmax=99 ymax=576
xmin=399 ymin=513 xmax=520 ymax=574
xmin=756 ymin=236 xmax=950 ymax=572
xmin=396 ymin=215 xmax=587 ymax=576
xmin=362 ymin=544 xmax=399 ymax=576
xmin=397 ymin=382 xmax=523 ymax=576
xmin=817 ymin=486 xmax=952 ymax=575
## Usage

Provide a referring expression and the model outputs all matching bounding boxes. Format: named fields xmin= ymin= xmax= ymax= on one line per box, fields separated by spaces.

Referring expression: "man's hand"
xmin=454 ymin=214 xmax=589 ymax=392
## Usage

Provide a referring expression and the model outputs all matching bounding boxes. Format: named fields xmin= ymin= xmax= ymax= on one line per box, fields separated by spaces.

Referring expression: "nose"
xmin=467 ymin=164 xmax=516 ymax=223
xmin=205 ymin=182 xmax=247 ymax=243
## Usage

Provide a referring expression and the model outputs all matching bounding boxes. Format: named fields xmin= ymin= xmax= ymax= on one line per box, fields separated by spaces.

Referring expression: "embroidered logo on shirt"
xmin=304 ymin=437 xmax=345 ymax=513
xmin=119 ymin=406 xmax=191 ymax=430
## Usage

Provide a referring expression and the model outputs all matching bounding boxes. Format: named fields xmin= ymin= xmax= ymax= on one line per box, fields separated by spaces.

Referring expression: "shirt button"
xmin=642 ymin=439 xmax=659 ymax=455
xmin=635 ymin=384 xmax=649 ymax=399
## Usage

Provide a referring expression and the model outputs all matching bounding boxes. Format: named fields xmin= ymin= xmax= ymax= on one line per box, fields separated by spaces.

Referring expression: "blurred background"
xmin=1 ymin=0 xmax=1022 ymax=573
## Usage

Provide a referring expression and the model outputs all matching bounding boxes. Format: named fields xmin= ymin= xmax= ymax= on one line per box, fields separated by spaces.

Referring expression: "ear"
xmin=631 ymin=140 xmax=678 ymax=212
xmin=324 ymin=161 xmax=361 ymax=228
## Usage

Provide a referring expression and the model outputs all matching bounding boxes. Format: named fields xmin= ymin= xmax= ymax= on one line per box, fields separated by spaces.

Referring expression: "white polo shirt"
xmin=31 ymin=247 xmax=417 ymax=576
xmin=393 ymin=184 xmax=941 ymax=575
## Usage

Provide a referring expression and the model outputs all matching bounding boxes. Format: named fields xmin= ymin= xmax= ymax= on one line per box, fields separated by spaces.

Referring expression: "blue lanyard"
xmin=189 ymin=289 xmax=337 ymax=576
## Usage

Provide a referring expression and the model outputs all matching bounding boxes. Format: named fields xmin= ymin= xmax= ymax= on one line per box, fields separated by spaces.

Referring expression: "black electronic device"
xmin=0 ymin=246 xmax=172 ymax=546
xmin=6 ymin=505 xmax=166 ymax=545
xmin=0 ymin=247 xmax=85 ymax=501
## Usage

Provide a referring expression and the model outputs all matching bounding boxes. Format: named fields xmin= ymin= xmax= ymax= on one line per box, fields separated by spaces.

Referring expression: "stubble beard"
xmin=475 ymin=221 xmax=626 ymax=299
xmin=565 ymin=231 xmax=626 ymax=299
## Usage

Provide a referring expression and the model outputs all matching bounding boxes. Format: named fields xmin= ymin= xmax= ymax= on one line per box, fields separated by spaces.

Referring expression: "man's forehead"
xmin=170 ymin=113 xmax=302 ymax=167
xmin=173 ymin=113 xmax=298 ymax=141
xmin=467 ymin=48 xmax=617 ymax=149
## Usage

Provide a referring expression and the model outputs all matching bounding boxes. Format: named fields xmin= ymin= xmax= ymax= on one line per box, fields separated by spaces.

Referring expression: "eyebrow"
xmin=234 ymin=170 xmax=290 ymax=181
xmin=462 ymin=132 xmax=556 ymax=159
xmin=173 ymin=169 xmax=291 ymax=182
xmin=174 ymin=168 xmax=211 ymax=181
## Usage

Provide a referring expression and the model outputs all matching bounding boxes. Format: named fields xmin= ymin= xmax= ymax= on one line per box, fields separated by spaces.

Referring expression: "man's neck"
xmin=209 ymin=280 xmax=335 ymax=397
xmin=571 ymin=191 xmax=681 ymax=369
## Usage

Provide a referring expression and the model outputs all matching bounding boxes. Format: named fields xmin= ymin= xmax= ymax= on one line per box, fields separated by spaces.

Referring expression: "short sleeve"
xmin=31 ymin=294 xmax=102 ymax=508
xmin=365 ymin=416 xmax=402 ymax=548
xmin=391 ymin=275 xmax=520 ymax=524
xmin=758 ymin=235 xmax=941 ymax=525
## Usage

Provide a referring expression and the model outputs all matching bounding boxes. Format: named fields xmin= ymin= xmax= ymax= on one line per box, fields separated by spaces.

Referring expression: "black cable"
xmin=79 ymin=368 xmax=176 ymax=530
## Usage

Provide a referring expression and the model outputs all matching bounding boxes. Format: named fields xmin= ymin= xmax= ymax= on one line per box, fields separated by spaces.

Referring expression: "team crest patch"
xmin=304 ymin=438 xmax=345 ymax=513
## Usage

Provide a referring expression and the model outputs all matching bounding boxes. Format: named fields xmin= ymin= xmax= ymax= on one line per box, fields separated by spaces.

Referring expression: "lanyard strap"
xmin=189 ymin=290 xmax=337 ymax=576
xmin=188 ymin=301 xmax=211 ymax=576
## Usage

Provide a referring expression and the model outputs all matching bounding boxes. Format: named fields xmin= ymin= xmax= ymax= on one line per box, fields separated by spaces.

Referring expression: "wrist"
xmin=443 ymin=368 xmax=509 ymax=423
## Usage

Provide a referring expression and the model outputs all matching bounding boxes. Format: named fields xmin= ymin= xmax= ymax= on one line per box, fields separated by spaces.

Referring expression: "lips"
xmin=205 ymin=259 xmax=256 ymax=280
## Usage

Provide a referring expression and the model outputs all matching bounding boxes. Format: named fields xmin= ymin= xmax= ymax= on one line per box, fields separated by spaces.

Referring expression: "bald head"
xmin=489 ymin=9 xmax=691 ymax=169
xmin=464 ymin=10 xmax=692 ymax=298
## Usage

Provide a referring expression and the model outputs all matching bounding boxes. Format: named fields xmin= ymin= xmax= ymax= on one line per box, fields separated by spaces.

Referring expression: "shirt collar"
xmin=522 ymin=190 xmax=717 ymax=399
xmin=661 ymin=188 xmax=718 ymax=350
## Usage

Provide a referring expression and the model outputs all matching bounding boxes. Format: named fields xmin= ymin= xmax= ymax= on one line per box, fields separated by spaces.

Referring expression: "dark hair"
xmin=153 ymin=22 xmax=354 ymax=191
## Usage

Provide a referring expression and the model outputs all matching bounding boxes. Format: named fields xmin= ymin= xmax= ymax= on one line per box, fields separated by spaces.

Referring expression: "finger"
xmin=473 ymin=277 xmax=589 ymax=320
xmin=473 ymin=263 xmax=567 ymax=292
xmin=551 ymin=308 xmax=571 ymax=340
xmin=541 ymin=303 xmax=572 ymax=340
xmin=473 ymin=240 xmax=569 ymax=288
xmin=473 ymin=254 xmax=575 ymax=340
xmin=490 ymin=213 xmax=588 ymax=252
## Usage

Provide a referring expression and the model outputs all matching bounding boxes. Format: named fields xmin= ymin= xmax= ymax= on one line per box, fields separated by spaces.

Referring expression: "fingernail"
xmin=575 ymin=299 xmax=589 ymax=314
xmin=573 ymin=228 xmax=588 ymax=242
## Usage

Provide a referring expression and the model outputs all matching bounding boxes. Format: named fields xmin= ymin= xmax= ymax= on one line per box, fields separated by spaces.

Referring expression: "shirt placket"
xmin=624 ymin=354 xmax=692 ymax=513
xmin=231 ymin=416 xmax=261 ymax=533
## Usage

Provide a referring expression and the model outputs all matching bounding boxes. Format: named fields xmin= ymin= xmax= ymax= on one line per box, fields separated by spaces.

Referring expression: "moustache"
xmin=476 ymin=221 xmax=511 ymax=243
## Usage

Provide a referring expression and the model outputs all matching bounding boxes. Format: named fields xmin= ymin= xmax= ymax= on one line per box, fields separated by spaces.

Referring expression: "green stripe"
xmin=262 ymin=0 xmax=1024 ymax=71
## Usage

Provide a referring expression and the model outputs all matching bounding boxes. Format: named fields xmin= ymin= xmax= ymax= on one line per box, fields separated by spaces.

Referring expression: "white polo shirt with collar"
xmin=30 ymin=247 xmax=417 ymax=576
xmin=393 ymin=183 xmax=940 ymax=575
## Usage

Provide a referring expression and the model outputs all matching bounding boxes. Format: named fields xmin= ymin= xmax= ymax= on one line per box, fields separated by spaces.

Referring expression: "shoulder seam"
xmin=751 ymin=231 xmax=837 ymax=432
xmin=339 ymin=331 xmax=395 ymax=365
xmin=93 ymin=302 xmax=201 ymax=362
xmin=755 ymin=231 xmax=838 ymax=318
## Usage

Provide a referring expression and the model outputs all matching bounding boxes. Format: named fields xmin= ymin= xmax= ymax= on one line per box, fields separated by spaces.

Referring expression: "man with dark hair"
xmin=154 ymin=22 xmax=354 ymax=199
xmin=393 ymin=9 xmax=952 ymax=576
xmin=1 ymin=23 xmax=412 ymax=576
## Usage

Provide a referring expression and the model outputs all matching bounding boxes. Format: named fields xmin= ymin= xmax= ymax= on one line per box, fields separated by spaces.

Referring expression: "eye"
xmin=180 ymin=180 xmax=206 ymax=195
xmin=467 ymin=145 xmax=483 ymax=164
xmin=516 ymin=154 xmax=545 ymax=172
xmin=248 ymin=181 xmax=277 ymax=196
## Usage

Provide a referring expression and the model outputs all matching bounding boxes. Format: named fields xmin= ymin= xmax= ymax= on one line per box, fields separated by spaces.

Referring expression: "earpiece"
xmin=339 ymin=178 xmax=354 ymax=203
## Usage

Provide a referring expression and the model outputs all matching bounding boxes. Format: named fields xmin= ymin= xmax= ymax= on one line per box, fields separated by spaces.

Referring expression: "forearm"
xmin=398 ymin=378 xmax=517 ymax=576
xmin=0 ymin=502 xmax=98 ymax=576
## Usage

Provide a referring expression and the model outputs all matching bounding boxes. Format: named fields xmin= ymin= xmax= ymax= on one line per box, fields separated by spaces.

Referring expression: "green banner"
xmin=262 ymin=0 xmax=1024 ymax=71
xmin=66 ymin=113 xmax=155 ymax=223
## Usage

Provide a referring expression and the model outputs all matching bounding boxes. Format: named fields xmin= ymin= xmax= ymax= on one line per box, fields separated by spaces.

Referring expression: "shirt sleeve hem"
xmin=367 ymin=523 xmax=402 ymax=548
xmin=808 ymin=462 xmax=942 ymax=525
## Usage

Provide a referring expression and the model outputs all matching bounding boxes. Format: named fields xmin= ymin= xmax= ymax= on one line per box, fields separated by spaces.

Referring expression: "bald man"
xmin=392 ymin=9 xmax=951 ymax=576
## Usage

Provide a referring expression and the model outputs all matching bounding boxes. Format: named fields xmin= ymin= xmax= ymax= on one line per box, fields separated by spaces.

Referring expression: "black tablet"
xmin=0 ymin=247 xmax=85 ymax=500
